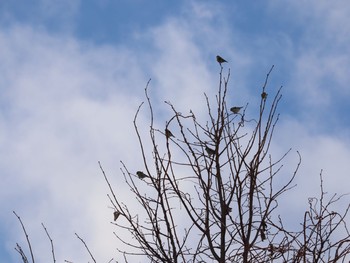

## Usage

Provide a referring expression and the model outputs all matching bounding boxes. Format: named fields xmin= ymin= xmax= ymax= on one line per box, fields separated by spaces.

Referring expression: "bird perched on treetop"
xmin=136 ymin=171 xmax=148 ymax=179
xmin=205 ymin=146 xmax=215 ymax=156
xmin=230 ymin=106 xmax=243 ymax=114
xmin=216 ymin=55 xmax=228 ymax=64
xmin=165 ymin=128 xmax=174 ymax=139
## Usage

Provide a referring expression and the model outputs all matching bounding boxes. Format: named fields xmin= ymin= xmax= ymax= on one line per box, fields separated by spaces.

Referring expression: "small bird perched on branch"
xmin=261 ymin=91 xmax=268 ymax=99
xmin=216 ymin=55 xmax=228 ymax=64
xmin=205 ymin=146 xmax=215 ymax=156
xmin=113 ymin=210 xmax=121 ymax=221
xmin=165 ymin=128 xmax=174 ymax=139
xmin=260 ymin=220 xmax=267 ymax=241
xmin=136 ymin=171 xmax=148 ymax=179
xmin=230 ymin=106 xmax=243 ymax=114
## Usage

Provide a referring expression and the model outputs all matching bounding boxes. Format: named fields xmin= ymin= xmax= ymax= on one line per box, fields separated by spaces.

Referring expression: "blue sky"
xmin=1 ymin=1 xmax=350 ymax=262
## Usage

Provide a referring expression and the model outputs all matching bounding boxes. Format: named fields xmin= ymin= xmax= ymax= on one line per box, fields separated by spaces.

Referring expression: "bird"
xmin=113 ymin=210 xmax=121 ymax=221
xmin=216 ymin=55 xmax=228 ymax=64
xmin=260 ymin=228 xmax=266 ymax=241
xmin=260 ymin=220 xmax=267 ymax=241
xmin=230 ymin=106 xmax=243 ymax=114
xmin=261 ymin=91 xmax=268 ymax=99
xmin=136 ymin=171 xmax=148 ymax=179
xmin=224 ymin=203 xmax=232 ymax=215
xmin=261 ymin=220 xmax=267 ymax=231
xmin=205 ymin=146 xmax=215 ymax=156
xmin=165 ymin=128 xmax=174 ymax=139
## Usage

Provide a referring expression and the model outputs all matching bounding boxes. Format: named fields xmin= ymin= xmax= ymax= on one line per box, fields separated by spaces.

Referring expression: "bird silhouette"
xmin=205 ymin=146 xmax=215 ymax=156
xmin=165 ymin=128 xmax=174 ymax=139
xmin=230 ymin=106 xmax=243 ymax=114
xmin=260 ymin=220 xmax=267 ymax=241
xmin=224 ymin=203 xmax=232 ymax=215
xmin=113 ymin=210 xmax=121 ymax=221
xmin=136 ymin=171 xmax=148 ymax=179
xmin=216 ymin=55 xmax=228 ymax=64
xmin=261 ymin=92 xmax=268 ymax=99
xmin=260 ymin=228 xmax=266 ymax=241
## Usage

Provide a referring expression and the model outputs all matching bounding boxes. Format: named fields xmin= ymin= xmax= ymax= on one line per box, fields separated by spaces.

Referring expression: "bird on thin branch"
xmin=113 ymin=210 xmax=121 ymax=221
xmin=136 ymin=171 xmax=148 ymax=179
xmin=230 ymin=106 xmax=243 ymax=114
xmin=205 ymin=146 xmax=215 ymax=156
xmin=165 ymin=128 xmax=174 ymax=139
xmin=261 ymin=91 xmax=268 ymax=99
xmin=216 ymin=55 xmax=228 ymax=65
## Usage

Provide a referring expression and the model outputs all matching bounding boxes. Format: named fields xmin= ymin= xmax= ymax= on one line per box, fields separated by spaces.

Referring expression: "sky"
xmin=1 ymin=0 xmax=350 ymax=262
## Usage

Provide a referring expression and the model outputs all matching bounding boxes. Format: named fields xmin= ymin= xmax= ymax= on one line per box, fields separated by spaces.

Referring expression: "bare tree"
xmin=14 ymin=62 xmax=350 ymax=262
xmin=101 ymin=64 xmax=350 ymax=263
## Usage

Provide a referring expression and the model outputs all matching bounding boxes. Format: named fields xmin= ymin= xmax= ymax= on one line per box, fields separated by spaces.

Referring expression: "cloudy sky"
xmin=1 ymin=1 xmax=350 ymax=262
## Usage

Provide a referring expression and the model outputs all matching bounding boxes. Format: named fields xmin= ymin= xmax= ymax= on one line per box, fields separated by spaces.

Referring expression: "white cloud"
xmin=267 ymin=0 xmax=350 ymax=105
xmin=270 ymin=117 xmax=350 ymax=225
xmin=0 ymin=25 xmax=149 ymax=261
xmin=0 ymin=6 xmax=227 ymax=260
xmin=1 ymin=1 xmax=350 ymax=261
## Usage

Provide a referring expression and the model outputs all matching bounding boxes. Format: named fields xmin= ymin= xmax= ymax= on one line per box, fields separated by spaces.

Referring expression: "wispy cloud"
xmin=0 ymin=1 xmax=349 ymax=261
xmin=0 ymin=24 xmax=149 ymax=261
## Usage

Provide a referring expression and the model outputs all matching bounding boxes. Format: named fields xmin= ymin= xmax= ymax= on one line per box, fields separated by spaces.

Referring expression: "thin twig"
xmin=75 ymin=233 xmax=96 ymax=263
xmin=13 ymin=211 xmax=35 ymax=263
xmin=42 ymin=223 xmax=56 ymax=263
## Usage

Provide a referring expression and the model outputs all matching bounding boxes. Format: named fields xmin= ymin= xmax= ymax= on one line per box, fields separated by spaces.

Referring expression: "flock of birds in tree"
xmin=113 ymin=55 xmax=266 ymax=222
xmin=133 ymin=56 xmax=243 ymax=182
